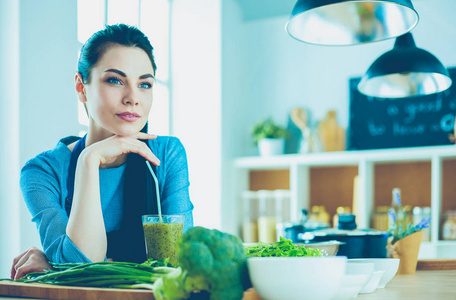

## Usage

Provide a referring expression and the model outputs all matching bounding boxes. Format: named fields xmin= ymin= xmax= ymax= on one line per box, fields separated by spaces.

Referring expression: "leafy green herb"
xmin=251 ymin=118 xmax=289 ymax=145
xmin=244 ymin=236 xmax=323 ymax=257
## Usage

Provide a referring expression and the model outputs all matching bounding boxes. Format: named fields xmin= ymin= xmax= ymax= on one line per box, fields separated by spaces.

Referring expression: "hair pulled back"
xmin=78 ymin=23 xmax=157 ymax=83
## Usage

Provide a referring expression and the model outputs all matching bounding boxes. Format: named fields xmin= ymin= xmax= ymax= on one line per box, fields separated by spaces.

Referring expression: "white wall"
xmin=171 ymin=0 xmax=222 ymax=230
xmin=220 ymin=0 xmax=247 ymax=235
xmin=18 ymin=0 xmax=80 ymax=254
xmin=0 ymin=0 xmax=80 ymax=275
xmin=0 ymin=0 xmax=21 ymax=279
xmin=227 ymin=0 xmax=456 ymax=157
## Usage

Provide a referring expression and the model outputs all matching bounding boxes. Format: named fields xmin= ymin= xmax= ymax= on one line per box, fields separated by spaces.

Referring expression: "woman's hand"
xmin=83 ymin=132 xmax=160 ymax=167
xmin=11 ymin=247 xmax=53 ymax=280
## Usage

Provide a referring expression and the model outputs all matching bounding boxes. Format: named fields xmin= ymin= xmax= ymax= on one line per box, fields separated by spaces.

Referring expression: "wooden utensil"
xmin=290 ymin=107 xmax=316 ymax=152
xmin=318 ymin=110 xmax=346 ymax=152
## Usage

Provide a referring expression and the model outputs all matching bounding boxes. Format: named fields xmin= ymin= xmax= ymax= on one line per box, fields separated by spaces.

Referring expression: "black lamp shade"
xmin=286 ymin=0 xmax=419 ymax=46
xmin=358 ymin=33 xmax=452 ymax=98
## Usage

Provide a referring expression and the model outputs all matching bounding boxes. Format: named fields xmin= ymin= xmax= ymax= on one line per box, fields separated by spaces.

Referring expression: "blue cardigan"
xmin=20 ymin=136 xmax=194 ymax=263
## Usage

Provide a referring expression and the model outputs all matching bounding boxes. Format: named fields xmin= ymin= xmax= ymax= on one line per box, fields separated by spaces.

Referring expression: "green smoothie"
xmin=143 ymin=222 xmax=183 ymax=266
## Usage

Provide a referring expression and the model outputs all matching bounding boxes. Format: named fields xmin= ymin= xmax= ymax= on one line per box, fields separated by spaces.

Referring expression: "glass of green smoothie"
xmin=142 ymin=215 xmax=184 ymax=266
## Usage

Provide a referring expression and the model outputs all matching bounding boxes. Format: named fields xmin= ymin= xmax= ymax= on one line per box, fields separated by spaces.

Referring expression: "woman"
xmin=11 ymin=24 xmax=193 ymax=279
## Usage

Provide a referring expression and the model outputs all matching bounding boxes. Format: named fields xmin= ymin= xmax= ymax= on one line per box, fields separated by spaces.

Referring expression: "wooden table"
xmin=2 ymin=270 xmax=456 ymax=300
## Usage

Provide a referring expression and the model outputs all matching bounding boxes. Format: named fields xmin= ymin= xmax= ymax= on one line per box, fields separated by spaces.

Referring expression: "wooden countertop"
xmin=2 ymin=270 xmax=455 ymax=300
xmin=358 ymin=270 xmax=456 ymax=299
xmin=243 ymin=270 xmax=456 ymax=300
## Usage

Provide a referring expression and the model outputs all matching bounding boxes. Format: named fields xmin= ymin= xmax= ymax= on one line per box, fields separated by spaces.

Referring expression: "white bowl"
xmin=359 ymin=270 xmax=385 ymax=293
xmin=332 ymin=274 xmax=368 ymax=300
xmin=349 ymin=258 xmax=400 ymax=288
xmin=248 ymin=256 xmax=347 ymax=300
xmin=302 ymin=241 xmax=343 ymax=256
xmin=332 ymin=262 xmax=374 ymax=299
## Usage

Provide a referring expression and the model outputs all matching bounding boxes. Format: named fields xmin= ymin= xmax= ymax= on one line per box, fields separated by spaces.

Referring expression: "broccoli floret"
xmin=153 ymin=227 xmax=250 ymax=300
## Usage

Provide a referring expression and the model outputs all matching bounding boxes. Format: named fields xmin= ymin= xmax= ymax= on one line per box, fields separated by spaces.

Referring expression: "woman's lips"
xmin=117 ymin=112 xmax=140 ymax=122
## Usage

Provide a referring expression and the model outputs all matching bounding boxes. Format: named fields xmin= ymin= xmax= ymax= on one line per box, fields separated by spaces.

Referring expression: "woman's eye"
xmin=107 ymin=77 xmax=122 ymax=85
xmin=139 ymin=82 xmax=153 ymax=89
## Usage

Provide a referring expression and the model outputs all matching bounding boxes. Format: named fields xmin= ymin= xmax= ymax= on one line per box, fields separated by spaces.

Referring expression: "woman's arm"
xmin=66 ymin=133 xmax=160 ymax=262
xmin=21 ymin=151 xmax=94 ymax=264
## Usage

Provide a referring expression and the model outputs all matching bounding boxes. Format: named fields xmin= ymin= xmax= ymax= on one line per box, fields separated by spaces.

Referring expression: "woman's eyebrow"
xmin=105 ymin=69 xmax=154 ymax=80
xmin=105 ymin=69 xmax=126 ymax=77
xmin=139 ymin=73 xmax=155 ymax=80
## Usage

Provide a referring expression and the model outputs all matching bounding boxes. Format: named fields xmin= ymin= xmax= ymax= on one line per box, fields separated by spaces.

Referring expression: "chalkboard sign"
xmin=348 ymin=68 xmax=456 ymax=150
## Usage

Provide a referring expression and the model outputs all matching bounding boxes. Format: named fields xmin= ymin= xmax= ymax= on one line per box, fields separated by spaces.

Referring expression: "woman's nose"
xmin=122 ymin=88 xmax=139 ymax=106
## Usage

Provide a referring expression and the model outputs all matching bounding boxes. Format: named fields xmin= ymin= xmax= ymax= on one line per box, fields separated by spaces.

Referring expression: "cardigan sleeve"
xmin=155 ymin=137 xmax=194 ymax=232
xmin=20 ymin=149 xmax=92 ymax=263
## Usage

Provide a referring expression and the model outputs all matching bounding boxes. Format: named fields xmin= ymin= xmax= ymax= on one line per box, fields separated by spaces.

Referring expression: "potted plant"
xmin=252 ymin=118 xmax=289 ymax=156
xmin=387 ymin=188 xmax=431 ymax=274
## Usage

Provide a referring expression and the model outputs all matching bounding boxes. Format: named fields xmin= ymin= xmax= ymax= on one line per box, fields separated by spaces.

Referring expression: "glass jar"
xmin=403 ymin=205 xmax=413 ymax=225
xmin=442 ymin=210 xmax=456 ymax=241
xmin=257 ymin=190 xmax=277 ymax=243
xmin=273 ymin=189 xmax=291 ymax=240
xmin=414 ymin=207 xmax=431 ymax=242
xmin=309 ymin=205 xmax=330 ymax=225
xmin=241 ymin=191 xmax=259 ymax=243
xmin=373 ymin=206 xmax=390 ymax=231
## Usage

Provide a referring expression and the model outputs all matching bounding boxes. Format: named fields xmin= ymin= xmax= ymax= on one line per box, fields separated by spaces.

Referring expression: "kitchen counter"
xmin=242 ymin=270 xmax=456 ymax=300
xmin=1 ymin=270 xmax=455 ymax=300
xmin=358 ymin=270 xmax=456 ymax=299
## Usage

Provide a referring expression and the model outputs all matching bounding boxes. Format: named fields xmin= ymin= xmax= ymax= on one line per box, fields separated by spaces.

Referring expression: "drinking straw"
xmin=145 ymin=161 xmax=162 ymax=222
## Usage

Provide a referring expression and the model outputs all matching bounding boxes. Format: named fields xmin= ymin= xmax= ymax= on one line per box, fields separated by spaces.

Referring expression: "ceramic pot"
xmin=258 ymin=138 xmax=285 ymax=156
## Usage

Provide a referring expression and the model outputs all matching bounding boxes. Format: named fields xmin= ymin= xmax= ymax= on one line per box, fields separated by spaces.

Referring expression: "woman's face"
xmin=82 ymin=45 xmax=155 ymax=137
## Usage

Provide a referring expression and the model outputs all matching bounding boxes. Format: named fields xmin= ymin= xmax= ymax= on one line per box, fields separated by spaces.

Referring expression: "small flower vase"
xmin=388 ymin=230 xmax=423 ymax=275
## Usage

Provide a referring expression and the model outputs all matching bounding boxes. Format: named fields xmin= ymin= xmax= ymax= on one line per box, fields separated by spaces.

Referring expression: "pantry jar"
xmin=257 ymin=190 xmax=277 ymax=243
xmin=442 ymin=210 xmax=456 ymax=241
xmin=242 ymin=191 xmax=259 ymax=243
xmin=372 ymin=206 xmax=390 ymax=231
xmin=273 ymin=189 xmax=291 ymax=240
xmin=414 ymin=206 xmax=431 ymax=242
xmin=309 ymin=206 xmax=330 ymax=225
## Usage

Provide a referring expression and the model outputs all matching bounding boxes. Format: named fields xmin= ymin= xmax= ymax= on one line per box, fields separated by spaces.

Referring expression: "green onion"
xmin=1 ymin=259 xmax=176 ymax=290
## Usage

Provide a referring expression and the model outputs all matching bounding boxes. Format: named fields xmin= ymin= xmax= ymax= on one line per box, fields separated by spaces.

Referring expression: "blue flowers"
xmin=415 ymin=217 xmax=431 ymax=230
xmin=392 ymin=188 xmax=401 ymax=206
xmin=388 ymin=209 xmax=396 ymax=223
xmin=387 ymin=189 xmax=430 ymax=244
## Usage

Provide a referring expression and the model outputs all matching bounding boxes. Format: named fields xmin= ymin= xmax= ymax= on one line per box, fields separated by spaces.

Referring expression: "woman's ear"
xmin=75 ymin=73 xmax=87 ymax=103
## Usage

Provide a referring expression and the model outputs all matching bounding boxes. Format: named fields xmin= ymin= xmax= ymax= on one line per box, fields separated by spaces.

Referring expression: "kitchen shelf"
xmin=232 ymin=144 xmax=456 ymax=259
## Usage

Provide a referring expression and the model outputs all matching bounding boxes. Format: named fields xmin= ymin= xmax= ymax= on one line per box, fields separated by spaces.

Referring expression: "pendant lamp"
xmin=286 ymin=0 xmax=419 ymax=46
xmin=358 ymin=32 xmax=452 ymax=98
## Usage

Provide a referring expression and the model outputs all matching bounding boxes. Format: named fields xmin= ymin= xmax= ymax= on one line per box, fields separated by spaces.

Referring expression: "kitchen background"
xmin=1 ymin=0 xmax=456 ymax=278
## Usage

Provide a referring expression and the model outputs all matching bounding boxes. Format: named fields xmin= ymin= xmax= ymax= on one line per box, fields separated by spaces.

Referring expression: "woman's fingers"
xmin=11 ymin=247 xmax=32 ymax=279
xmin=11 ymin=247 xmax=51 ymax=280
xmin=135 ymin=132 xmax=158 ymax=140
xmin=86 ymin=134 xmax=161 ymax=167
xmin=121 ymin=138 xmax=160 ymax=166
xmin=14 ymin=261 xmax=35 ymax=280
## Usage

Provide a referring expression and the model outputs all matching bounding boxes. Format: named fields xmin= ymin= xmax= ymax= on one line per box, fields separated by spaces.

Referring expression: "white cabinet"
xmin=233 ymin=145 xmax=456 ymax=259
